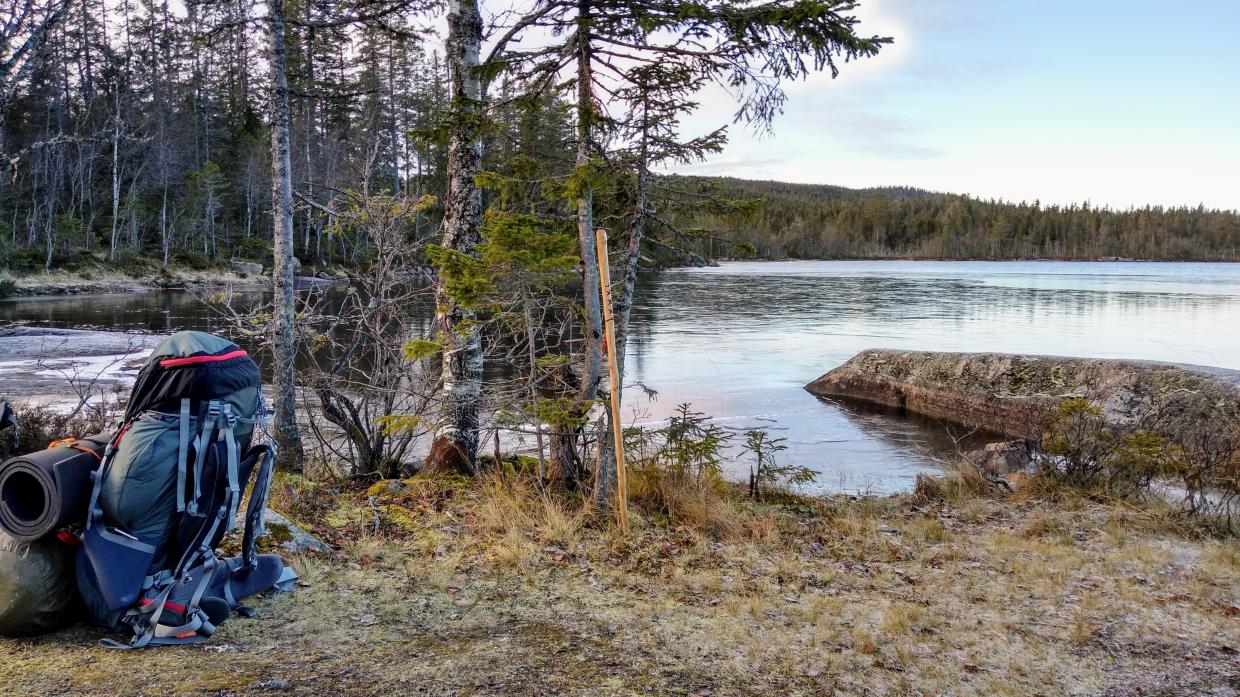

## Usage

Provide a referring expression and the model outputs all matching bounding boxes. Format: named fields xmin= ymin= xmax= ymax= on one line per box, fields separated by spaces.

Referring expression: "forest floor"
xmin=1 ymin=474 xmax=1238 ymax=697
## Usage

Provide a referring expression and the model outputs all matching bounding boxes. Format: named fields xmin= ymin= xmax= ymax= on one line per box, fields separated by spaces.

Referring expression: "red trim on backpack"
xmin=140 ymin=597 xmax=188 ymax=614
xmin=158 ymin=349 xmax=248 ymax=368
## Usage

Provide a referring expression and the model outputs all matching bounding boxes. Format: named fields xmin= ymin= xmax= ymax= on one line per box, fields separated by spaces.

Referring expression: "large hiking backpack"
xmin=76 ymin=331 xmax=296 ymax=648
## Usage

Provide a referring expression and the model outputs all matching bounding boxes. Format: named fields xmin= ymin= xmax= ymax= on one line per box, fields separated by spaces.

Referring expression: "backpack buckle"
xmin=221 ymin=404 xmax=238 ymax=429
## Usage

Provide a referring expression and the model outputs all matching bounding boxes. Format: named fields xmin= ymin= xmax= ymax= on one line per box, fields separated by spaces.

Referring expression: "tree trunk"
xmin=594 ymin=115 xmax=648 ymax=506
xmin=160 ymin=186 xmax=169 ymax=267
xmin=108 ymin=118 xmax=120 ymax=260
xmin=387 ymin=40 xmax=401 ymax=196
xmin=268 ymin=0 xmax=305 ymax=468
xmin=301 ymin=9 xmax=315 ymax=257
xmin=553 ymin=1 xmax=606 ymax=490
xmin=424 ymin=0 xmax=484 ymax=476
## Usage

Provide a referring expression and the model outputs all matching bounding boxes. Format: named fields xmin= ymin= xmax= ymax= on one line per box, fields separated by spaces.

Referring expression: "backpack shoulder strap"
xmin=220 ymin=403 xmax=241 ymax=535
xmin=186 ymin=401 xmax=221 ymax=516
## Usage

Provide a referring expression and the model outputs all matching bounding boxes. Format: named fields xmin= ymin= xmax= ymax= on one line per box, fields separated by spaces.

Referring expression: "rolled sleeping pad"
xmin=0 ymin=434 xmax=110 ymax=542
xmin=0 ymin=531 xmax=79 ymax=637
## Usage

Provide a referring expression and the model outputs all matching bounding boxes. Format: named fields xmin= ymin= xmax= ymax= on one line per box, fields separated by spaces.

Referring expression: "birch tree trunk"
xmin=301 ymin=12 xmax=315 ymax=258
xmin=160 ymin=186 xmax=169 ymax=267
xmin=108 ymin=116 xmax=120 ymax=260
xmin=268 ymin=0 xmax=304 ymax=467
xmin=424 ymin=0 xmax=484 ymax=475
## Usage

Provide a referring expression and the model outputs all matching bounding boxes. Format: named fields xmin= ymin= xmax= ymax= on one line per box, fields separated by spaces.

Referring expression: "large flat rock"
xmin=806 ymin=350 xmax=1240 ymax=439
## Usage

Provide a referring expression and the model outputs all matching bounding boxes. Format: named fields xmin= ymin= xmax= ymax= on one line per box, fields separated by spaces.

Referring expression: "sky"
xmin=667 ymin=0 xmax=1240 ymax=210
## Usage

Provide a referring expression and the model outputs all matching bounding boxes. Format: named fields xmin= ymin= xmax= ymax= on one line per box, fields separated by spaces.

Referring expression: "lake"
xmin=5 ymin=260 xmax=1240 ymax=493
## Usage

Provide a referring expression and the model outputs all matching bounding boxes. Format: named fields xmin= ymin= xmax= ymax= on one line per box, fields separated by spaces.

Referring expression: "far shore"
xmin=5 ymin=255 xmax=1239 ymax=298
xmin=0 ymin=266 xmax=351 ymax=298
xmin=1 ymin=267 xmax=268 ymax=298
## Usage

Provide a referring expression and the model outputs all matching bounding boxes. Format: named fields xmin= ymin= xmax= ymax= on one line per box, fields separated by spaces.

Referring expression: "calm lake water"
xmin=5 ymin=260 xmax=1240 ymax=493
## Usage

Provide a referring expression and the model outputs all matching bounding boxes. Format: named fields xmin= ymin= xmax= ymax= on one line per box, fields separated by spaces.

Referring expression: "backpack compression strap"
xmin=241 ymin=444 xmax=276 ymax=569
xmin=176 ymin=399 xmax=190 ymax=513
xmin=84 ymin=424 xmax=129 ymax=532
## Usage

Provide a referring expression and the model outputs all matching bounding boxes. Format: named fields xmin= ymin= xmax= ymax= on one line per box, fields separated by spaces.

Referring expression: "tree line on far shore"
xmin=670 ymin=177 xmax=1240 ymax=262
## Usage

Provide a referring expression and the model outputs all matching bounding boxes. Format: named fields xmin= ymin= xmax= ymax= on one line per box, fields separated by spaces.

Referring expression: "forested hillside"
xmin=0 ymin=0 xmax=452 ymax=273
xmin=671 ymin=177 xmax=1240 ymax=261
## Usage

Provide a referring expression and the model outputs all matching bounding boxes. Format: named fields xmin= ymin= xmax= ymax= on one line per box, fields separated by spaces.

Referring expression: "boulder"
xmin=230 ymin=260 xmax=264 ymax=276
xmin=238 ymin=508 xmax=332 ymax=554
xmin=966 ymin=440 xmax=1033 ymax=475
xmin=806 ymin=350 xmax=1240 ymax=440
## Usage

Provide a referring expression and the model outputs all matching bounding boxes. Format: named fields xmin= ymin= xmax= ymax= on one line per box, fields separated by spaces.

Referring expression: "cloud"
xmin=664 ymin=155 xmax=791 ymax=180
xmin=787 ymin=98 xmax=947 ymax=160
xmin=824 ymin=111 xmax=946 ymax=160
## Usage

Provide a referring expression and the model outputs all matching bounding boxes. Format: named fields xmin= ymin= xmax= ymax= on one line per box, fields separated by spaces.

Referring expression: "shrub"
xmin=625 ymin=404 xmax=736 ymax=531
xmin=108 ymin=251 xmax=159 ymax=277
xmin=913 ymin=458 xmax=1001 ymax=504
xmin=1034 ymin=398 xmax=1175 ymax=493
xmin=232 ymin=236 xmax=272 ymax=262
xmin=743 ymin=428 xmax=816 ymax=499
xmin=0 ymin=402 xmax=117 ymax=461
xmin=170 ymin=248 xmax=214 ymax=270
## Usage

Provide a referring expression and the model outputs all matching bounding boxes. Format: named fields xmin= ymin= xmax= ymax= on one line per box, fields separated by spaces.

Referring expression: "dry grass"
xmin=3 ymin=266 xmax=264 ymax=297
xmin=2 ymin=471 xmax=1238 ymax=696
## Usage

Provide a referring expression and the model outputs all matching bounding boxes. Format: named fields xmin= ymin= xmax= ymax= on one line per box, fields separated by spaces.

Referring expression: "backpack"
xmin=76 ymin=331 xmax=296 ymax=648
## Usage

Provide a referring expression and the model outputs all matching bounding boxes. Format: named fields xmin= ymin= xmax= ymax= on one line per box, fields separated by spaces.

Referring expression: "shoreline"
xmin=4 ymin=256 xmax=1235 ymax=297
xmin=0 ymin=267 xmax=354 ymax=299
xmin=679 ymin=255 xmax=1240 ymax=266
xmin=1 ymin=267 xmax=269 ymax=298
xmin=7 ymin=256 xmax=1239 ymax=298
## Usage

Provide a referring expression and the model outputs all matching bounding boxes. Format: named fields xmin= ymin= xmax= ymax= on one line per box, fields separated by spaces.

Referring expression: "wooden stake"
xmin=595 ymin=227 xmax=629 ymax=533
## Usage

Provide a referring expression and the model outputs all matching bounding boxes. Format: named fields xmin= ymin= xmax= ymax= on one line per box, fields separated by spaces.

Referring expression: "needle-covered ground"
xmin=1 ymin=472 xmax=1237 ymax=696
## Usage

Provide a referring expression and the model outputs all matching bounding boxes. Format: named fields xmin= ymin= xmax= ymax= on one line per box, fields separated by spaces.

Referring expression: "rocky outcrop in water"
xmin=806 ymin=350 xmax=1240 ymax=439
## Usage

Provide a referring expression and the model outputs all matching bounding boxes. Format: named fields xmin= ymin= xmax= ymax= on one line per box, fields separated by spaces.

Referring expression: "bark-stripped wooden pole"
xmin=595 ymin=228 xmax=629 ymax=533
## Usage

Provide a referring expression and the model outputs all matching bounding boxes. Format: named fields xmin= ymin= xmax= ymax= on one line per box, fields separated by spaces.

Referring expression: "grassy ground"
xmin=0 ymin=259 xmax=266 ymax=297
xmin=1 ymin=473 xmax=1237 ymax=696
